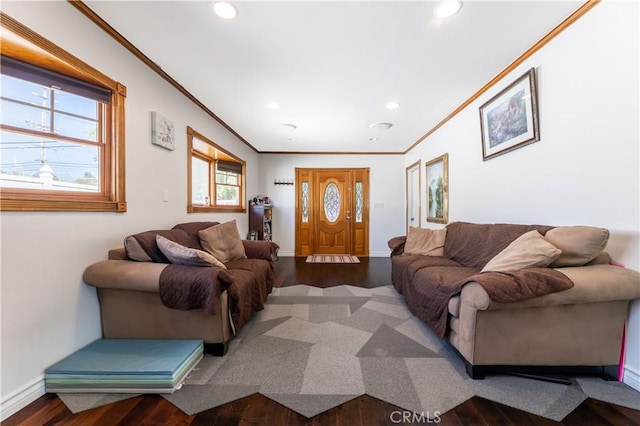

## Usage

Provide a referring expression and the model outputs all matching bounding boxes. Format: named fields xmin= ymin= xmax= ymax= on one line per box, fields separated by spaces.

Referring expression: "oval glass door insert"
xmin=324 ymin=182 xmax=340 ymax=222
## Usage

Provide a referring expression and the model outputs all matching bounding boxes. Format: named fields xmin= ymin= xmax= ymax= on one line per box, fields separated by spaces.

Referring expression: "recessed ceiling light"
xmin=369 ymin=122 xmax=393 ymax=130
xmin=267 ymin=102 xmax=280 ymax=109
xmin=386 ymin=102 xmax=400 ymax=109
xmin=368 ymin=137 xmax=378 ymax=142
xmin=434 ymin=0 xmax=462 ymax=19
xmin=211 ymin=2 xmax=238 ymax=20
xmin=279 ymin=123 xmax=297 ymax=131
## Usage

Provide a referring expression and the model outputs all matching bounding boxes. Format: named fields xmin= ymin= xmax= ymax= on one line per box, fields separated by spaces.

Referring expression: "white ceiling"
xmin=84 ymin=0 xmax=583 ymax=153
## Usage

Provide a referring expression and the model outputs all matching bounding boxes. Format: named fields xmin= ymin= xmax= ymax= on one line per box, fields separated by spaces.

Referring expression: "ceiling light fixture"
xmin=434 ymin=0 xmax=462 ymax=19
xmin=368 ymin=137 xmax=378 ymax=142
xmin=369 ymin=122 xmax=393 ymax=130
xmin=267 ymin=102 xmax=280 ymax=109
xmin=211 ymin=2 xmax=238 ymax=20
xmin=279 ymin=123 xmax=297 ymax=131
xmin=386 ymin=102 xmax=400 ymax=109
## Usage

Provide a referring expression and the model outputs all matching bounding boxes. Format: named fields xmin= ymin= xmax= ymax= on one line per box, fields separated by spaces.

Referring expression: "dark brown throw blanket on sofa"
xmin=397 ymin=258 xmax=574 ymax=338
xmin=225 ymin=259 xmax=274 ymax=331
xmin=392 ymin=222 xmax=575 ymax=338
xmin=159 ymin=265 xmax=234 ymax=315
xmin=471 ymin=268 xmax=574 ymax=304
xmin=158 ymin=259 xmax=273 ymax=334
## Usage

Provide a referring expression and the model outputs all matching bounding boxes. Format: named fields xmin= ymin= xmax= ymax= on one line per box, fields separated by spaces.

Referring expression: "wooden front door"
xmin=316 ymin=170 xmax=351 ymax=254
xmin=295 ymin=168 xmax=369 ymax=257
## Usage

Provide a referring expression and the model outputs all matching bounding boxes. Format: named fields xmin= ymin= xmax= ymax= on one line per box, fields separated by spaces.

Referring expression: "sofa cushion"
xmin=404 ymin=227 xmax=447 ymax=256
xmin=172 ymin=221 xmax=221 ymax=237
xmin=444 ymin=222 xmax=554 ymax=269
xmin=156 ymin=235 xmax=227 ymax=269
xmin=125 ymin=229 xmax=200 ymax=263
xmin=242 ymin=240 xmax=280 ymax=261
xmin=199 ymin=220 xmax=247 ymax=263
xmin=123 ymin=237 xmax=152 ymax=262
xmin=391 ymin=253 xmax=463 ymax=295
xmin=481 ymin=230 xmax=562 ymax=272
xmin=448 ymin=295 xmax=461 ymax=318
xmin=545 ymin=226 xmax=610 ymax=267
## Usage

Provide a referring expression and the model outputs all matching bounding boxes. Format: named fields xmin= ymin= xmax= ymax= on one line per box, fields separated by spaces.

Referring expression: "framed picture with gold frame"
xmin=425 ymin=153 xmax=448 ymax=224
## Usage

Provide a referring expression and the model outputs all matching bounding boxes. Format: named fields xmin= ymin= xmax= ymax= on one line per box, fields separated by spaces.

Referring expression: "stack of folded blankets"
xmin=45 ymin=338 xmax=203 ymax=393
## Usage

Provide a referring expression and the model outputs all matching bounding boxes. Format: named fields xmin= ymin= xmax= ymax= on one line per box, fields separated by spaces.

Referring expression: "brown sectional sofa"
xmin=389 ymin=221 xmax=640 ymax=379
xmin=83 ymin=221 xmax=278 ymax=354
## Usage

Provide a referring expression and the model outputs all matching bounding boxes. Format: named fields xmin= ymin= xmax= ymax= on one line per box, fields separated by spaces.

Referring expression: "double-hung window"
xmin=0 ymin=14 xmax=126 ymax=212
xmin=188 ymin=126 xmax=245 ymax=213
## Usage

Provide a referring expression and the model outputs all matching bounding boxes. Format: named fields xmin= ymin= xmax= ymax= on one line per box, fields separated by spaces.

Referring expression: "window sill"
xmin=188 ymin=205 xmax=245 ymax=213
xmin=0 ymin=198 xmax=126 ymax=212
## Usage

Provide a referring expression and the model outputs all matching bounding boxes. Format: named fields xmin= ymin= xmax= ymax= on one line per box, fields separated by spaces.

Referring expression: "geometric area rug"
xmin=58 ymin=284 xmax=640 ymax=421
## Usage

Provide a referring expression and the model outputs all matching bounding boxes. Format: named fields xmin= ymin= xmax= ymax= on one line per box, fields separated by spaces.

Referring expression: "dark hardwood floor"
xmin=4 ymin=257 xmax=639 ymax=426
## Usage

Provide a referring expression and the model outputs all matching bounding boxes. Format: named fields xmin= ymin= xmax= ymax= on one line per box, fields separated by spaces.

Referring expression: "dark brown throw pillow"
xmin=124 ymin=228 xmax=199 ymax=263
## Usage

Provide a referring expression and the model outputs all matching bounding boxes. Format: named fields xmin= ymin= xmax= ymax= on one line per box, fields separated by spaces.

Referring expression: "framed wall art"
xmin=479 ymin=68 xmax=539 ymax=161
xmin=425 ymin=153 xmax=448 ymax=224
xmin=151 ymin=111 xmax=175 ymax=151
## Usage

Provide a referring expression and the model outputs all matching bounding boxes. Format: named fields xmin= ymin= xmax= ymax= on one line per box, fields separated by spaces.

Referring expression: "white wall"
xmin=404 ymin=1 xmax=640 ymax=389
xmin=257 ymin=154 xmax=406 ymax=256
xmin=0 ymin=2 xmax=261 ymax=418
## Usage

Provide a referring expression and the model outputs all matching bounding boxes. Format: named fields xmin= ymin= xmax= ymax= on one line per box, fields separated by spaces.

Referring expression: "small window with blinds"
xmin=187 ymin=126 xmax=245 ymax=212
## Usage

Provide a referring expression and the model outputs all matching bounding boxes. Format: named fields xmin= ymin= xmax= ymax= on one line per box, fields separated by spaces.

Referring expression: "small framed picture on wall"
xmin=151 ymin=111 xmax=175 ymax=151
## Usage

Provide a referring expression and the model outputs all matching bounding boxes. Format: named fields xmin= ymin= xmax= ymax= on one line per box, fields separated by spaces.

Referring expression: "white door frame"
xmin=406 ymin=160 xmax=421 ymax=233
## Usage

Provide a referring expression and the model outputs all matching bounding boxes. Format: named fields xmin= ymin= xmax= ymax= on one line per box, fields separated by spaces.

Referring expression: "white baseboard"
xmin=623 ymin=364 xmax=640 ymax=392
xmin=0 ymin=375 xmax=45 ymax=422
xmin=368 ymin=251 xmax=391 ymax=257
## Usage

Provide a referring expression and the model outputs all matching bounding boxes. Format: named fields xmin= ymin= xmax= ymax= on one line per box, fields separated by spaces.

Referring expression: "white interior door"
xmin=406 ymin=162 xmax=421 ymax=232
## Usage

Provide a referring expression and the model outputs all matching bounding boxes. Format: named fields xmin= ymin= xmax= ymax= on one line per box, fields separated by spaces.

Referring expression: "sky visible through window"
xmin=1 ymin=74 xmax=102 ymax=191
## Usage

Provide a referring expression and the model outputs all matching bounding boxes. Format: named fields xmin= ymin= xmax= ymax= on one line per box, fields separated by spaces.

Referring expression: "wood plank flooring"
xmin=4 ymin=256 xmax=639 ymax=426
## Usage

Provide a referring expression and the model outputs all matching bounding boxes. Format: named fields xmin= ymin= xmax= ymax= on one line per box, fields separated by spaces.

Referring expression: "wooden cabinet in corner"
xmin=249 ymin=205 xmax=273 ymax=241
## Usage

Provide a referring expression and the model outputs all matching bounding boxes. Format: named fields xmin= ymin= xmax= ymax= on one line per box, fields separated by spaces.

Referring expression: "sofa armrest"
xmin=545 ymin=264 xmax=640 ymax=305
xmin=83 ymin=260 xmax=167 ymax=293
xmin=459 ymin=264 xmax=640 ymax=311
xmin=458 ymin=283 xmax=491 ymax=310
xmin=108 ymin=247 xmax=128 ymax=260
xmin=242 ymin=240 xmax=279 ymax=261
xmin=388 ymin=236 xmax=407 ymax=256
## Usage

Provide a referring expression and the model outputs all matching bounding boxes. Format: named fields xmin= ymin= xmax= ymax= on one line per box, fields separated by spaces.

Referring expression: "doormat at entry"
xmin=306 ymin=255 xmax=360 ymax=263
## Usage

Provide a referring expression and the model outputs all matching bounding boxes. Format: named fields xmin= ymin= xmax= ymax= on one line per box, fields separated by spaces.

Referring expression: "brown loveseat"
xmin=389 ymin=221 xmax=640 ymax=380
xmin=83 ymin=221 xmax=278 ymax=354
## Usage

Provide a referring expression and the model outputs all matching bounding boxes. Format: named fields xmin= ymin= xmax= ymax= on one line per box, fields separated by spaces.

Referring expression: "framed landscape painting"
xmin=479 ymin=68 xmax=539 ymax=161
xmin=425 ymin=153 xmax=448 ymax=224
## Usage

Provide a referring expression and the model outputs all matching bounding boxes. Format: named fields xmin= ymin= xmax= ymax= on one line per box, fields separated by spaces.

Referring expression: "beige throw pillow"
xmin=199 ymin=219 xmax=247 ymax=263
xmin=156 ymin=235 xmax=227 ymax=268
xmin=544 ymin=226 xmax=610 ymax=267
xmin=404 ymin=227 xmax=447 ymax=256
xmin=481 ymin=230 xmax=562 ymax=272
xmin=124 ymin=235 xmax=153 ymax=262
